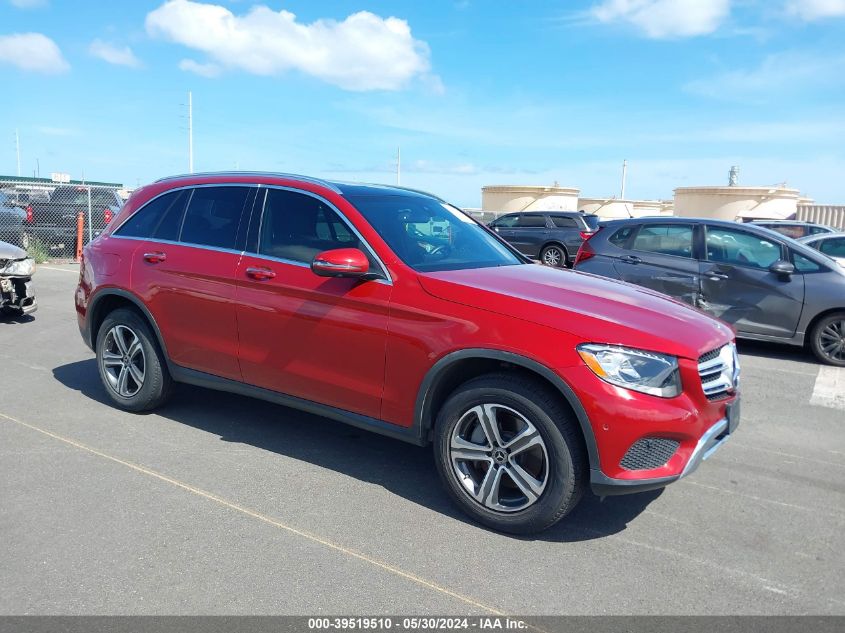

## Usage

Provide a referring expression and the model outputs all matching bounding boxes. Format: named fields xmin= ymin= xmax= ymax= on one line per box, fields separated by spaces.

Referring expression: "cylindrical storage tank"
xmin=482 ymin=185 xmax=580 ymax=213
xmin=577 ymin=198 xmax=672 ymax=219
xmin=673 ymin=186 xmax=800 ymax=221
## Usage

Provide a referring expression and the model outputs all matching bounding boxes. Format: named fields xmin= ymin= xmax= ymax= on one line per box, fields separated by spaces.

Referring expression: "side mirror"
xmin=769 ymin=260 xmax=795 ymax=276
xmin=311 ymin=248 xmax=370 ymax=278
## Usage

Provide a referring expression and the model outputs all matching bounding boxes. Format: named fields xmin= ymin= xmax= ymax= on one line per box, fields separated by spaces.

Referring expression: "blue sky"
xmin=1 ymin=0 xmax=844 ymax=206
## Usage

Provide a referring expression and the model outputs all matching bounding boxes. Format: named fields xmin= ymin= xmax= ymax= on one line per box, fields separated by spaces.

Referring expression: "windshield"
xmin=349 ymin=195 xmax=524 ymax=272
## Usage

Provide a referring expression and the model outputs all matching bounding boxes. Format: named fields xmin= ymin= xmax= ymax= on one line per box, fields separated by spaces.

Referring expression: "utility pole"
xmin=188 ymin=91 xmax=194 ymax=174
xmin=396 ymin=145 xmax=401 ymax=186
xmin=15 ymin=128 xmax=21 ymax=177
xmin=620 ymin=159 xmax=628 ymax=200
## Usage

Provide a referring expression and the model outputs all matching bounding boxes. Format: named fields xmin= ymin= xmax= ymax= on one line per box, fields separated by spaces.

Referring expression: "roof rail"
xmin=153 ymin=171 xmax=343 ymax=194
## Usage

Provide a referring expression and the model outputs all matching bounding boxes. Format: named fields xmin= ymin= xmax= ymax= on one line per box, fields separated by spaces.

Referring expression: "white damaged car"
xmin=0 ymin=241 xmax=36 ymax=316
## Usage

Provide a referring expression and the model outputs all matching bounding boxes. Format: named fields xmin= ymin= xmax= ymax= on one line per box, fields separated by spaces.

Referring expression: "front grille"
xmin=698 ymin=344 xmax=736 ymax=401
xmin=620 ymin=438 xmax=679 ymax=470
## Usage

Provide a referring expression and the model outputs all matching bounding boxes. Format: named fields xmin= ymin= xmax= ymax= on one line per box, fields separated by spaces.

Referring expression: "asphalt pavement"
xmin=1 ymin=264 xmax=843 ymax=615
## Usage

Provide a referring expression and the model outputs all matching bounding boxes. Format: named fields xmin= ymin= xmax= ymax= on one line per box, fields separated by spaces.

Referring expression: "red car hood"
xmin=418 ymin=264 xmax=733 ymax=360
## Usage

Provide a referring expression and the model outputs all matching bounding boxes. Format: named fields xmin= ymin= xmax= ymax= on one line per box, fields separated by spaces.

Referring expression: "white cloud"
xmin=0 ymin=32 xmax=69 ymax=73
xmin=685 ymin=51 xmax=845 ymax=103
xmin=179 ymin=58 xmax=221 ymax=78
xmin=145 ymin=0 xmax=434 ymax=91
xmin=591 ymin=0 xmax=732 ymax=38
xmin=89 ymin=39 xmax=142 ymax=68
xmin=786 ymin=0 xmax=845 ymax=20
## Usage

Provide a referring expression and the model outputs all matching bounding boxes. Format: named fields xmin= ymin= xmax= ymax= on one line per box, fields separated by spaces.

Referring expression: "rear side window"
xmin=180 ymin=186 xmax=252 ymax=250
xmin=632 ymin=224 xmax=694 ymax=258
xmin=258 ymin=189 xmax=364 ymax=264
xmin=516 ymin=214 xmax=547 ymax=228
xmin=808 ymin=225 xmax=831 ymax=235
xmin=582 ymin=215 xmax=600 ymax=230
xmin=550 ymin=216 xmax=577 ymax=228
xmin=608 ymin=226 xmax=635 ymax=247
xmin=116 ymin=190 xmax=189 ymax=241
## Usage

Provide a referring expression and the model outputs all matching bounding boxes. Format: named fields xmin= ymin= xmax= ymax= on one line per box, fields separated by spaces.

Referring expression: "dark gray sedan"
xmin=574 ymin=217 xmax=845 ymax=366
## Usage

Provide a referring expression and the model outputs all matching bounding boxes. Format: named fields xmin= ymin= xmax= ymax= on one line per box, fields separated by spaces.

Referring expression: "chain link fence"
xmin=0 ymin=177 xmax=126 ymax=261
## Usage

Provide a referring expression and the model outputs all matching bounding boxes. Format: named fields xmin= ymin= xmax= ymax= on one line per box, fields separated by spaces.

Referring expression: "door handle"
xmin=620 ymin=255 xmax=641 ymax=264
xmin=707 ymin=272 xmax=729 ymax=281
xmin=245 ymin=266 xmax=276 ymax=281
xmin=143 ymin=251 xmax=166 ymax=263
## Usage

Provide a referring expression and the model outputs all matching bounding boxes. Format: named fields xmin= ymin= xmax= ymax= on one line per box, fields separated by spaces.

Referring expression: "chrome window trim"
xmin=252 ymin=184 xmax=392 ymax=284
xmin=111 ymin=182 xmax=392 ymax=285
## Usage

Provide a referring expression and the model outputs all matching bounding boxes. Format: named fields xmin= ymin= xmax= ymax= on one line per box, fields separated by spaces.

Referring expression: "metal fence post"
xmin=87 ymin=186 xmax=93 ymax=244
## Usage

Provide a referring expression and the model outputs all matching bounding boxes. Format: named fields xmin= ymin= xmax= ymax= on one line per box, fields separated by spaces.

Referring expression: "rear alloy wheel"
xmin=96 ymin=308 xmax=172 ymax=411
xmin=810 ymin=313 xmax=845 ymax=367
xmin=540 ymin=245 xmax=566 ymax=268
xmin=434 ymin=373 xmax=585 ymax=534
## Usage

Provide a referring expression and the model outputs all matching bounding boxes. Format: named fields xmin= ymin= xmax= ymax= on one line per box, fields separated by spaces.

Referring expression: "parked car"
xmin=0 ymin=240 xmax=36 ymax=315
xmin=488 ymin=211 xmax=599 ymax=267
xmin=574 ymin=218 xmax=845 ymax=366
xmin=0 ymin=192 xmax=26 ymax=247
xmin=799 ymin=233 xmax=845 ymax=267
xmin=76 ymin=173 xmax=740 ymax=534
xmin=25 ymin=185 xmax=123 ymax=256
xmin=749 ymin=220 xmax=836 ymax=239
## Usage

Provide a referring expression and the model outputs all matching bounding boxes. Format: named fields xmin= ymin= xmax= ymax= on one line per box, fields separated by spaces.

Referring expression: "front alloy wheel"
xmin=450 ymin=404 xmax=549 ymax=512
xmin=811 ymin=313 xmax=845 ymax=366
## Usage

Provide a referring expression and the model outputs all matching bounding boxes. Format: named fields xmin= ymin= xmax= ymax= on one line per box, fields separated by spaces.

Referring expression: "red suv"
xmin=76 ymin=173 xmax=740 ymax=534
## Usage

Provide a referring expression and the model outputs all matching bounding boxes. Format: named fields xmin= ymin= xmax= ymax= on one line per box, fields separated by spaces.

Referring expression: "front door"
xmin=235 ymin=187 xmax=391 ymax=419
xmin=699 ymin=225 xmax=804 ymax=338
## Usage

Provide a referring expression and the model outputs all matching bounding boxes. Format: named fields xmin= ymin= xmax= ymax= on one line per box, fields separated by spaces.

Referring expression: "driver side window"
xmin=706 ymin=227 xmax=782 ymax=270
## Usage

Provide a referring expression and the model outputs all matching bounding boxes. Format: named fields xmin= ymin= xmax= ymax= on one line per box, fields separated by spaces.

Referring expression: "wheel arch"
xmin=87 ymin=289 xmax=170 ymax=363
xmin=414 ymin=349 xmax=599 ymax=469
xmin=805 ymin=307 xmax=845 ymax=345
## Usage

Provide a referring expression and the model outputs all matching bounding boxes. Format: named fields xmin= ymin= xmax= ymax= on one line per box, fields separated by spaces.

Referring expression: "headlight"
xmin=0 ymin=258 xmax=35 ymax=276
xmin=577 ymin=343 xmax=682 ymax=398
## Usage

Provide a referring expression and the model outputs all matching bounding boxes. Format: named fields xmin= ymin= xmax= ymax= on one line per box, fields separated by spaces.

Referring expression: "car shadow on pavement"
xmin=53 ymin=359 xmax=662 ymax=543
xmin=736 ymin=339 xmax=816 ymax=363
xmin=1 ymin=313 xmax=35 ymax=325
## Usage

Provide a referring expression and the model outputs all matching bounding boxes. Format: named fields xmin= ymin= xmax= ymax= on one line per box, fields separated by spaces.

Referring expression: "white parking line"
xmin=809 ymin=366 xmax=845 ymax=410
xmin=39 ymin=266 xmax=79 ymax=273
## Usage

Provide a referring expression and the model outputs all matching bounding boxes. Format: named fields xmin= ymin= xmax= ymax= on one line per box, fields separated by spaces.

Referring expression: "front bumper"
xmin=590 ymin=404 xmax=739 ymax=496
xmin=0 ymin=275 xmax=37 ymax=314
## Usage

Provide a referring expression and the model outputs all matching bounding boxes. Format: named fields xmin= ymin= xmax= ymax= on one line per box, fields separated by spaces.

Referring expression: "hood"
xmin=0 ymin=241 xmax=27 ymax=260
xmin=419 ymin=264 xmax=733 ymax=360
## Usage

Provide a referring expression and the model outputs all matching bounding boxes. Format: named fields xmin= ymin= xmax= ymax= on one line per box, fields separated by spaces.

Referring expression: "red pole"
xmin=75 ymin=210 xmax=84 ymax=261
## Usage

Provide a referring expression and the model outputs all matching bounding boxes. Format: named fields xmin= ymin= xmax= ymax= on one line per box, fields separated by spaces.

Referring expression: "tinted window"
xmin=116 ymin=190 xmax=189 ymax=241
xmin=550 ymin=216 xmax=577 ymax=228
xmin=582 ymin=215 xmax=600 ymax=230
xmin=808 ymin=225 xmax=831 ymax=235
xmin=349 ymin=195 xmax=522 ymax=272
xmin=632 ymin=224 xmax=693 ymax=257
xmin=259 ymin=189 xmax=363 ymax=264
xmin=491 ymin=214 xmax=518 ymax=228
xmin=180 ymin=186 xmax=251 ymax=249
xmin=516 ymin=214 xmax=547 ymax=228
xmin=706 ymin=227 xmax=782 ymax=270
xmin=820 ymin=237 xmax=845 ymax=257
xmin=609 ymin=226 xmax=635 ymax=247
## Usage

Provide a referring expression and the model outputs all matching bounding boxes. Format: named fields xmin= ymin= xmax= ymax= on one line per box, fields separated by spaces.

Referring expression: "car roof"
xmin=799 ymin=233 xmax=844 ymax=243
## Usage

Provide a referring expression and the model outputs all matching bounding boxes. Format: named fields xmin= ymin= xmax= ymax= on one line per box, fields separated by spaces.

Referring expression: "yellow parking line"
xmin=0 ymin=410 xmax=505 ymax=616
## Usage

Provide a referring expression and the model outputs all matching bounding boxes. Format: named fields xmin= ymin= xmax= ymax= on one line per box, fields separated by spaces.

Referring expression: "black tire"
xmin=433 ymin=372 xmax=586 ymax=534
xmin=540 ymin=244 xmax=567 ymax=268
xmin=96 ymin=308 xmax=172 ymax=411
xmin=809 ymin=312 xmax=845 ymax=367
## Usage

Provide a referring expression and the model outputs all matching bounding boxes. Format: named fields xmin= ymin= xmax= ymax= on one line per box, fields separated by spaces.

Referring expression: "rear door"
xmin=234 ymin=187 xmax=391 ymax=418
xmin=125 ymin=185 xmax=256 ymax=380
xmin=699 ymin=225 xmax=804 ymax=337
xmin=612 ymin=222 xmax=701 ymax=305
xmin=489 ymin=213 xmax=520 ymax=251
